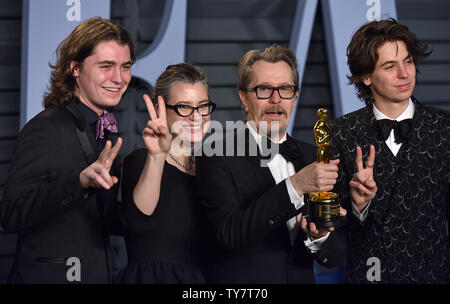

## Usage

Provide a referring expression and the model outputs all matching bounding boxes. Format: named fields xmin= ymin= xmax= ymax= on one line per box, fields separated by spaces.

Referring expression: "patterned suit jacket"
xmin=331 ymin=97 xmax=450 ymax=283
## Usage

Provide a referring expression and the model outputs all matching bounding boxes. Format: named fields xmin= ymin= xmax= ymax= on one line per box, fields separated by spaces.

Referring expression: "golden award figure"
xmin=309 ymin=108 xmax=344 ymax=228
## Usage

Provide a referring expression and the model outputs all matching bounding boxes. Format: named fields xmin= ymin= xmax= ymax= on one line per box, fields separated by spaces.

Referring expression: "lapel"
xmin=105 ymin=130 xmax=121 ymax=178
xmin=66 ymin=100 xmax=122 ymax=219
xmin=359 ymin=105 xmax=387 ymax=158
xmin=235 ymin=126 xmax=275 ymax=189
xmin=386 ymin=97 xmax=426 ymax=205
xmin=285 ymin=134 xmax=309 ymax=172
xmin=65 ymin=101 xmax=98 ymax=165
xmin=348 ymin=106 xmax=394 ymax=224
xmin=356 ymin=105 xmax=398 ymax=172
xmin=238 ymin=126 xmax=303 ymax=247
xmin=398 ymin=96 xmax=424 ymax=162
xmin=283 ymin=135 xmax=309 ymax=247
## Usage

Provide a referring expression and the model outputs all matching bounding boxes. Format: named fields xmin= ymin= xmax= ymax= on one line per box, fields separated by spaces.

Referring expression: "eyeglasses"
xmin=165 ymin=102 xmax=216 ymax=117
xmin=243 ymin=85 xmax=297 ymax=99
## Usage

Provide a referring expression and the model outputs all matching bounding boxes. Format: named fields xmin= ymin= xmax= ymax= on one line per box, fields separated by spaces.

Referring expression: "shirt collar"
xmin=74 ymin=98 xmax=105 ymax=126
xmin=246 ymin=121 xmax=287 ymax=152
xmin=372 ymin=98 xmax=415 ymax=121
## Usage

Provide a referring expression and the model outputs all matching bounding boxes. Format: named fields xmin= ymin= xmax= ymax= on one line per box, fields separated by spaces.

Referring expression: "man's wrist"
xmin=289 ymin=176 xmax=304 ymax=197
xmin=304 ymin=231 xmax=330 ymax=253
xmin=285 ymin=177 xmax=304 ymax=209
xmin=355 ymin=200 xmax=370 ymax=213
xmin=352 ymin=200 xmax=372 ymax=222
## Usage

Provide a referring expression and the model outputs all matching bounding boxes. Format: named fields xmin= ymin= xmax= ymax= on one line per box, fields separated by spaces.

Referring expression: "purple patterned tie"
xmin=96 ymin=113 xmax=118 ymax=140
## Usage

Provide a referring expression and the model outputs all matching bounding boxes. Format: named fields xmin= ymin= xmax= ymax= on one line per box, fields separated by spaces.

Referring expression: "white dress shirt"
xmin=246 ymin=122 xmax=329 ymax=252
xmin=352 ymin=98 xmax=415 ymax=222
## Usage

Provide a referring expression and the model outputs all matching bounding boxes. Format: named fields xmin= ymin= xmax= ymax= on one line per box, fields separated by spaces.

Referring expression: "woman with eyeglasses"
xmin=119 ymin=63 xmax=215 ymax=283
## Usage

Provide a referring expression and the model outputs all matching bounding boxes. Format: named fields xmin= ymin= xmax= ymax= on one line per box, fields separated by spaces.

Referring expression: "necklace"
xmin=167 ymin=151 xmax=194 ymax=171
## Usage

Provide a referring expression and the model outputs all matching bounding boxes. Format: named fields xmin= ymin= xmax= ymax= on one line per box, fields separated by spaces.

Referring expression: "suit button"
xmin=268 ymin=220 xmax=274 ymax=225
xmin=322 ymin=258 xmax=328 ymax=263
xmin=383 ymin=226 xmax=390 ymax=233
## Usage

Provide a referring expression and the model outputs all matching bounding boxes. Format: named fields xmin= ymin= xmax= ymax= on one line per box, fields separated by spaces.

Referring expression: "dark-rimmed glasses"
xmin=166 ymin=102 xmax=216 ymax=117
xmin=243 ymin=85 xmax=297 ymax=99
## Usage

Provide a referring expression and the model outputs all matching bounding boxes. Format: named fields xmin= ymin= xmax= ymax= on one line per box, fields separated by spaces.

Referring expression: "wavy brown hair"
xmin=43 ymin=17 xmax=135 ymax=108
xmin=347 ymin=18 xmax=431 ymax=105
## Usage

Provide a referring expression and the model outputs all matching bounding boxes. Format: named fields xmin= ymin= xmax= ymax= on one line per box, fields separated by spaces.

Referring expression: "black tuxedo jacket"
xmin=331 ymin=97 xmax=450 ymax=283
xmin=196 ymin=126 xmax=346 ymax=283
xmin=0 ymin=101 xmax=120 ymax=283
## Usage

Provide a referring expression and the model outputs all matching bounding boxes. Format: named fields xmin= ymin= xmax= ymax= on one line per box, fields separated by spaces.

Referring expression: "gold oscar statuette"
xmin=309 ymin=108 xmax=344 ymax=228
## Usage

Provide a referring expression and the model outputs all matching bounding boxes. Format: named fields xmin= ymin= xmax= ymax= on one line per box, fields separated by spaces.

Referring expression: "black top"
xmin=119 ymin=148 xmax=209 ymax=283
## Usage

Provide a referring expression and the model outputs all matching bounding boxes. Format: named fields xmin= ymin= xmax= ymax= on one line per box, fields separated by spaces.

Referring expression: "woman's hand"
xmin=142 ymin=94 xmax=172 ymax=156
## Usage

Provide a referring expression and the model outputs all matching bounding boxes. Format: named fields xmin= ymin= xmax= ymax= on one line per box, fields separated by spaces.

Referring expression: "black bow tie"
xmin=264 ymin=136 xmax=302 ymax=164
xmin=376 ymin=118 xmax=413 ymax=144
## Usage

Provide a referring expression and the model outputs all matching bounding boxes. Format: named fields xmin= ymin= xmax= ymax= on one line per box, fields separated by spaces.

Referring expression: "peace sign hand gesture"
xmin=349 ymin=145 xmax=377 ymax=212
xmin=79 ymin=138 xmax=123 ymax=190
xmin=142 ymin=94 xmax=172 ymax=156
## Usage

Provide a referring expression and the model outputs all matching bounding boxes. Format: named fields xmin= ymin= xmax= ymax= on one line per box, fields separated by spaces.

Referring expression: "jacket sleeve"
xmin=315 ymin=228 xmax=347 ymax=268
xmin=0 ymin=117 xmax=86 ymax=233
xmin=196 ymin=155 xmax=301 ymax=252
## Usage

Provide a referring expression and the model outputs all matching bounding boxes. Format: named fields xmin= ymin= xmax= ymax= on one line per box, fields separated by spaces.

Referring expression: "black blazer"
xmin=0 ymin=101 xmax=120 ymax=283
xmin=331 ymin=97 xmax=450 ymax=283
xmin=196 ymin=126 xmax=346 ymax=283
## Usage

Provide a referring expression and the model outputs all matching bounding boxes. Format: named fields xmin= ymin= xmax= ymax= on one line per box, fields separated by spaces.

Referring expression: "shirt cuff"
xmin=285 ymin=177 xmax=304 ymax=210
xmin=304 ymin=232 xmax=330 ymax=253
xmin=352 ymin=200 xmax=372 ymax=222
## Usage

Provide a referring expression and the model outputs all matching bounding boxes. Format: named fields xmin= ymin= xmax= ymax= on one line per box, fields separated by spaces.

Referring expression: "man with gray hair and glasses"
xmin=196 ymin=45 xmax=371 ymax=283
